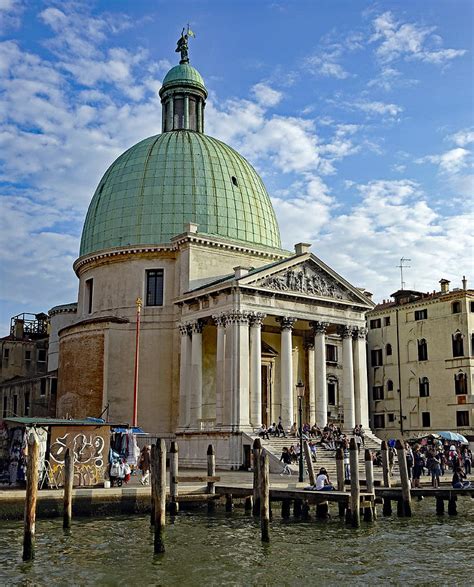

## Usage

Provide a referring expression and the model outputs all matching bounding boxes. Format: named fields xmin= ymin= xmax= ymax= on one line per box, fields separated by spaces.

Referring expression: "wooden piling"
xmin=252 ymin=438 xmax=261 ymax=516
xmin=316 ymin=501 xmax=329 ymax=519
xmin=225 ymin=494 xmax=233 ymax=512
xmin=364 ymin=449 xmax=375 ymax=522
xmin=349 ymin=438 xmax=360 ymax=528
xmin=436 ymin=497 xmax=445 ymax=515
xmin=303 ymin=441 xmax=316 ymax=486
xmin=206 ymin=444 xmax=216 ymax=513
xmin=396 ymin=440 xmax=412 ymax=517
xmin=260 ymin=452 xmax=270 ymax=542
xmin=150 ymin=444 xmax=155 ymax=525
xmin=383 ymin=497 xmax=392 ymax=517
xmin=244 ymin=496 xmax=253 ymax=512
xmin=152 ymin=439 xmax=167 ymax=554
xmin=23 ymin=433 xmax=39 ymax=561
xmin=336 ymin=447 xmax=346 ymax=517
xmin=381 ymin=441 xmax=391 ymax=488
xmin=63 ymin=448 xmax=74 ymax=529
xmin=302 ymin=500 xmax=311 ymax=520
xmin=169 ymin=441 xmax=179 ymax=514
xmin=293 ymin=499 xmax=302 ymax=518
xmin=448 ymin=495 xmax=457 ymax=516
xmin=281 ymin=498 xmax=291 ymax=519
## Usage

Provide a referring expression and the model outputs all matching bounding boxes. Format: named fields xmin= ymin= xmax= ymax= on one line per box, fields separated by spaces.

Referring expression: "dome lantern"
xmin=159 ymin=29 xmax=207 ymax=133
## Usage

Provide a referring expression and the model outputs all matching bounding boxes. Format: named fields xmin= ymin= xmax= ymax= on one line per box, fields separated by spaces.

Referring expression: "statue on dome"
xmin=176 ymin=25 xmax=195 ymax=64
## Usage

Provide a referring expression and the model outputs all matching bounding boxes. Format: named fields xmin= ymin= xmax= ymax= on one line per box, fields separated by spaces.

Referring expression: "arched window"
xmin=419 ymin=377 xmax=430 ymax=397
xmin=418 ymin=338 xmax=428 ymax=361
xmin=387 ymin=379 xmax=394 ymax=392
xmin=386 ymin=343 xmax=392 ymax=356
xmin=452 ymin=332 xmax=464 ymax=357
xmin=327 ymin=378 xmax=337 ymax=405
xmin=455 ymin=372 xmax=467 ymax=395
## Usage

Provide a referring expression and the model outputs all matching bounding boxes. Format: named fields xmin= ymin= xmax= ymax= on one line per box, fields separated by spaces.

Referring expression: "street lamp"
xmin=296 ymin=379 xmax=305 ymax=482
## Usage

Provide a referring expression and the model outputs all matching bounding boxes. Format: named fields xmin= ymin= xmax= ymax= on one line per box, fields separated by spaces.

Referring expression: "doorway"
xmin=261 ymin=361 xmax=274 ymax=427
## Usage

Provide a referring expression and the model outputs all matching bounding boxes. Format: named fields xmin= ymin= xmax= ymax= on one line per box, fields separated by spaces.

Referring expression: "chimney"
xmin=294 ymin=242 xmax=311 ymax=255
xmin=186 ymin=222 xmax=199 ymax=234
xmin=462 ymin=275 xmax=467 ymax=290
xmin=234 ymin=266 xmax=251 ymax=279
xmin=439 ymin=279 xmax=450 ymax=294
xmin=13 ymin=318 xmax=24 ymax=340
xmin=363 ymin=291 xmax=373 ymax=300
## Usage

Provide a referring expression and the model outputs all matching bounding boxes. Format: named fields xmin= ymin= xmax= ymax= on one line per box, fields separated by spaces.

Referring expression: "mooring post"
xmin=63 ymin=447 xmax=74 ymax=530
xmin=381 ymin=440 xmax=392 ymax=517
xmin=316 ymin=500 xmax=329 ymax=519
xmin=206 ymin=444 xmax=216 ymax=513
xmin=23 ymin=433 xmax=39 ymax=561
xmin=169 ymin=441 xmax=179 ymax=514
xmin=396 ymin=440 xmax=412 ymax=517
xmin=448 ymin=495 xmax=457 ymax=516
xmin=336 ymin=447 xmax=346 ymax=517
xmin=293 ymin=499 xmax=302 ymax=518
xmin=150 ymin=444 xmax=155 ymax=526
xmin=260 ymin=451 xmax=270 ymax=542
xmin=303 ymin=441 xmax=316 ymax=486
xmin=152 ymin=439 xmax=167 ymax=554
xmin=281 ymin=498 xmax=291 ymax=519
xmin=252 ymin=438 xmax=261 ymax=516
xmin=225 ymin=494 xmax=233 ymax=512
xmin=244 ymin=496 xmax=253 ymax=512
xmin=349 ymin=438 xmax=360 ymax=528
xmin=364 ymin=449 xmax=375 ymax=522
xmin=302 ymin=499 xmax=311 ymax=520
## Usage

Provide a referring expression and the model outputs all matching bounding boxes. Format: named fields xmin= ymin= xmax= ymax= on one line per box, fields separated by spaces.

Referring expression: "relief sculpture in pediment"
xmin=258 ymin=264 xmax=351 ymax=300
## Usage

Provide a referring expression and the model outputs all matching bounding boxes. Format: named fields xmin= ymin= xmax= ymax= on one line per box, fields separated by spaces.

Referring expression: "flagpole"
xmin=132 ymin=297 xmax=142 ymax=428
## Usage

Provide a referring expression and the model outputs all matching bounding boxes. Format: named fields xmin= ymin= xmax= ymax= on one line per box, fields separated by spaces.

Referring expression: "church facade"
xmin=52 ymin=48 xmax=375 ymax=467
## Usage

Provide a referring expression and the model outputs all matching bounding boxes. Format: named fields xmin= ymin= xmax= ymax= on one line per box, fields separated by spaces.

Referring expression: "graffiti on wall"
xmin=48 ymin=426 xmax=109 ymax=487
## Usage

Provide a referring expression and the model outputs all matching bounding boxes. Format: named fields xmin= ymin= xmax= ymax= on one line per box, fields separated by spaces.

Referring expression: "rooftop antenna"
xmin=397 ymin=257 xmax=411 ymax=290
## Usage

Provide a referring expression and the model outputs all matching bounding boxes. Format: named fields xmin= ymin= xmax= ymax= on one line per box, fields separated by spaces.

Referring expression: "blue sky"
xmin=0 ymin=0 xmax=472 ymax=334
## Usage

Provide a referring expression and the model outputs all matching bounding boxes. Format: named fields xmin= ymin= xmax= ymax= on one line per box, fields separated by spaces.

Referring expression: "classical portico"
xmin=176 ymin=250 xmax=374 ymax=451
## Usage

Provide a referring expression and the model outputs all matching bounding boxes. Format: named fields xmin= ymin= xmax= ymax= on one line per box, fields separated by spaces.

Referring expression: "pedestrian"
xmin=280 ymin=447 xmax=292 ymax=476
xmin=343 ymin=446 xmax=350 ymax=480
xmin=277 ymin=418 xmax=286 ymax=438
xmin=314 ymin=467 xmax=335 ymax=491
xmin=138 ymin=445 xmax=151 ymax=485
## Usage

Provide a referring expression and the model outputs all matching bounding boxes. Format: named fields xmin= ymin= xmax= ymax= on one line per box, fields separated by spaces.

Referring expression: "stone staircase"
xmin=246 ymin=432 xmax=390 ymax=482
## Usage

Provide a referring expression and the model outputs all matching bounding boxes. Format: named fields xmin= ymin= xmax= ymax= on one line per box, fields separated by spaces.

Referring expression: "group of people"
xmin=406 ymin=442 xmax=472 ymax=489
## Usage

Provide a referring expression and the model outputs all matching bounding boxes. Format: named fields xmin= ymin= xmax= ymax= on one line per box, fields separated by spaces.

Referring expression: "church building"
xmin=51 ymin=39 xmax=375 ymax=468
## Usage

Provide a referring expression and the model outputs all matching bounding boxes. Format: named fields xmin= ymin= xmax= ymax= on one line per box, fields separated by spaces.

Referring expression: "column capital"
xmin=303 ymin=341 xmax=315 ymax=351
xmin=352 ymin=326 xmax=368 ymax=340
xmin=212 ymin=313 xmax=227 ymax=327
xmin=179 ymin=322 xmax=191 ymax=336
xmin=249 ymin=312 xmax=266 ymax=327
xmin=310 ymin=320 xmax=329 ymax=335
xmin=277 ymin=316 xmax=297 ymax=330
xmin=337 ymin=324 xmax=353 ymax=339
xmin=225 ymin=310 xmax=251 ymax=325
xmin=190 ymin=319 xmax=203 ymax=334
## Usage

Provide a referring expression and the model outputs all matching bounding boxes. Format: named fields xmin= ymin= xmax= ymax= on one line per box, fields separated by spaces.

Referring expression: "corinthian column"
xmin=178 ymin=323 xmax=191 ymax=428
xmin=213 ymin=314 xmax=226 ymax=428
xmin=277 ymin=316 xmax=297 ymax=429
xmin=338 ymin=325 xmax=355 ymax=432
xmin=249 ymin=312 xmax=266 ymax=427
xmin=190 ymin=320 xmax=203 ymax=428
xmin=353 ymin=326 xmax=369 ymax=429
xmin=305 ymin=341 xmax=315 ymax=424
xmin=312 ymin=321 xmax=329 ymax=428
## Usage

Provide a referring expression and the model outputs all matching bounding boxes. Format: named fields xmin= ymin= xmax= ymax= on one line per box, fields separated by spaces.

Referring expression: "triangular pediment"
xmin=239 ymin=254 xmax=373 ymax=307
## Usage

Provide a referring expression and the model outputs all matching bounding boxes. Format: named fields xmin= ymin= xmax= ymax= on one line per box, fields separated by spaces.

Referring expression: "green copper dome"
xmin=79 ymin=131 xmax=282 ymax=256
xmin=162 ymin=64 xmax=206 ymax=92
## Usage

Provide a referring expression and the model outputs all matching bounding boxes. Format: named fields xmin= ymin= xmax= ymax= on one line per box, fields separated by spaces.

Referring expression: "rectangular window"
xmin=51 ymin=378 xmax=57 ymax=395
xmin=37 ymin=349 xmax=46 ymax=363
xmin=421 ymin=412 xmax=431 ymax=427
xmin=452 ymin=301 xmax=461 ymax=314
xmin=373 ymin=386 xmax=384 ymax=400
xmin=85 ymin=278 xmax=93 ymax=314
xmin=2 ymin=396 xmax=7 ymax=418
xmin=146 ymin=269 xmax=164 ymax=306
xmin=470 ymin=301 xmax=474 ymax=312
xmin=370 ymin=318 xmax=381 ymax=329
xmin=3 ymin=348 xmax=9 ymax=360
xmin=384 ymin=316 xmax=391 ymax=326
xmin=174 ymin=96 xmax=184 ymax=129
xmin=327 ymin=382 xmax=336 ymax=405
xmin=326 ymin=344 xmax=338 ymax=363
xmin=388 ymin=413 xmax=395 ymax=423
xmin=25 ymin=350 xmax=31 ymax=362
xmin=24 ymin=392 xmax=30 ymax=416
xmin=371 ymin=349 xmax=383 ymax=367
xmin=415 ymin=309 xmax=428 ymax=320
xmin=40 ymin=378 xmax=46 ymax=396
xmin=374 ymin=414 xmax=385 ymax=428
xmin=456 ymin=411 xmax=469 ymax=427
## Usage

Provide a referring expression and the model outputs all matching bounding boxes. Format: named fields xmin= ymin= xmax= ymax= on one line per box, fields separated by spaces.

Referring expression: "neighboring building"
xmin=0 ymin=313 xmax=56 ymax=418
xmin=367 ymin=278 xmax=474 ymax=441
xmin=48 ymin=41 xmax=376 ymax=468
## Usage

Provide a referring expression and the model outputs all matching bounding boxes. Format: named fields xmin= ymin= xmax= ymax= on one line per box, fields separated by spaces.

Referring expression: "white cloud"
xmin=0 ymin=0 xmax=23 ymax=34
xmin=305 ymin=53 xmax=349 ymax=79
xmin=251 ymin=82 xmax=282 ymax=107
xmin=371 ymin=11 xmax=466 ymax=65
xmin=418 ymin=147 xmax=469 ymax=174
xmin=353 ymin=100 xmax=403 ymax=117
xmin=450 ymin=129 xmax=474 ymax=147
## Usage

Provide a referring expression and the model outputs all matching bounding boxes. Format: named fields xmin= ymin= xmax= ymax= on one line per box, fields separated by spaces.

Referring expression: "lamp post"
xmin=296 ymin=380 xmax=305 ymax=482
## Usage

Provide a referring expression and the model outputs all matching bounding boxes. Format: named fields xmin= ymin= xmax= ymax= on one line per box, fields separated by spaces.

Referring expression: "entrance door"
xmin=261 ymin=362 xmax=273 ymax=427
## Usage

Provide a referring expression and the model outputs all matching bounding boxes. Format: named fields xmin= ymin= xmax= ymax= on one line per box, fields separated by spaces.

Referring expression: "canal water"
xmin=0 ymin=499 xmax=472 ymax=586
